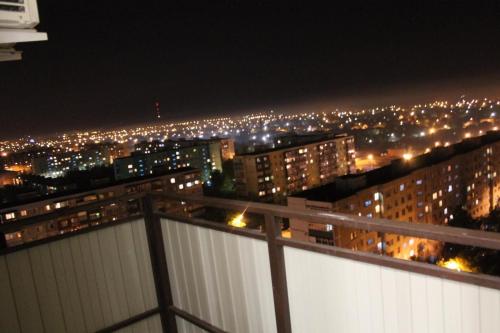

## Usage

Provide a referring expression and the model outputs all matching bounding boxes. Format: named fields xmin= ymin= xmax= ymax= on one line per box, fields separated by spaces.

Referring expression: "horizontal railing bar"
xmin=157 ymin=211 xmax=266 ymax=241
xmin=153 ymin=193 xmax=500 ymax=251
xmin=278 ymin=237 xmax=500 ymax=291
xmin=0 ymin=192 xmax=144 ymax=232
xmin=169 ymin=306 xmax=228 ymax=333
xmin=0 ymin=214 xmax=144 ymax=256
xmin=95 ymin=307 xmax=161 ymax=333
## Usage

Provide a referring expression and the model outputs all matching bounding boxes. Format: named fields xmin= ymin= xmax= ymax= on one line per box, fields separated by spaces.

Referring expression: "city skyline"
xmin=2 ymin=3 xmax=500 ymax=332
xmin=1 ymin=2 xmax=499 ymax=139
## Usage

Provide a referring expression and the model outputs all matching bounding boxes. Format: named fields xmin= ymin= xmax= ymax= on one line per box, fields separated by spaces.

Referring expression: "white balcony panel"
xmin=176 ymin=316 xmax=208 ymax=333
xmin=285 ymin=246 xmax=500 ymax=333
xmin=115 ymin=314 xmax=163 ymax=333
xmin=161 ymin=218 xmax=277 ymax=333
xmin=0 ymin=218 xmax=159 ymax=333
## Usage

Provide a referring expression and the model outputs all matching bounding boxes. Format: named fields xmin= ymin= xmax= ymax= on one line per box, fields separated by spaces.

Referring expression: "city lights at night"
xmin=1 ymin=2 xmax=500 ymax=332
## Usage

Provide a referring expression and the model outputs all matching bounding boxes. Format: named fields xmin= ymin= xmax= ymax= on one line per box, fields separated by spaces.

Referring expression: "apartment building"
xmin=233 ymin=133 xmax=355 ymax=202
xmin=0 ymin=168 xmax=202 ymax=248
xmin=31 ymin=143 xmax=123 ymax=178
xmin=0 ymin=170 xmax=19 ymax=187
xmin=116 ymin=138 xmax=227 ymax=182
xmin=288 ymin=132 xmax=500 ymax=260
xmin=218 ymin=137 xmax=236 ymax=160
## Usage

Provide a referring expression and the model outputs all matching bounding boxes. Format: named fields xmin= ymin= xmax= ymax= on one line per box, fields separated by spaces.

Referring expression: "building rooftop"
xmin=292 ymin=131 xmax=500 ymax=203
xmin=0 ymin=167 xmax=197 ymax=210
xmin=236 ymin=132 xmax=350 ymax=156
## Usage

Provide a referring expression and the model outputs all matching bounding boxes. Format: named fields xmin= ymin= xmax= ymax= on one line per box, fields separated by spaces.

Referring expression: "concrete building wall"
xmin=234 ymin=135 xmax=355 ymax=202
xmin=288 ymin=138 xmax=500 ymax=260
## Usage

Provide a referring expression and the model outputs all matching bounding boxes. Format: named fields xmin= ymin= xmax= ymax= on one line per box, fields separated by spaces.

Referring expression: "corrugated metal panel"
xmin=0 ymin=218 xmax=158 ymax=333
xmin=115 ymin=314 xmax=163 ymax=333
xmin=161 ymin=218 xmax=277 ymax=333
xmin=176 ymin=316 xmax=207 ymax=333
xmin=285 ymin=246 xmax=500 ymax=333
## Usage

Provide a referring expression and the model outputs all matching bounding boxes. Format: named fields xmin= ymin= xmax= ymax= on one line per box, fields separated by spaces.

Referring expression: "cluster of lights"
xmin=1 ymin=97 xmax=498 ymax=174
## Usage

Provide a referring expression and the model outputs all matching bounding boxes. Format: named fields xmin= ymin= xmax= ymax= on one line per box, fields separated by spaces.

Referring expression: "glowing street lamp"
xmin=403 ymin=153 xmax=413 ymax=161
xmin=228 ymin=209 xmax=247 ymax=228
xmin=437 ymin=257 xmax=475 ymax=273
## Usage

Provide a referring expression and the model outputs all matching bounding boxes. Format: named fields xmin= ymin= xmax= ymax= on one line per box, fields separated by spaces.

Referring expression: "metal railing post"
xmin=142 ymin=194 xmax=178 ymax=333
xmin=265 ymin=213 xmax=292 ymax=333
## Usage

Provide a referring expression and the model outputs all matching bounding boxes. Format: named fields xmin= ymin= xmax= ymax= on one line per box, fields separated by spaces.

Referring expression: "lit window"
xmin=375 ymin=205 xmax=381 ymax=213
xmin=448 ymin=185 xmax=453 ymax=192
xmin=178 ymin=184 xmax=184 ymax=189
xmin=170 ymin=178 xmax=176 ymax=184
xmin=55 ymin=202 xmax=67 ymax=209
xmin=326 ymin=224 xmax=333 ymax=232
xmin=364 ymin=200 xmax=372 ymax=207
xmin=416 ymin=179 xmax=423 ymax=185
xmin=374 ymin=192 xmax=380 ymax=201
xmin=432 ymin=192 xmax=437 ymax=200
xmin=399 ymin=184 xmax=405 ymax=191
xmin=5 ymin=212 xmax=15 ymax=220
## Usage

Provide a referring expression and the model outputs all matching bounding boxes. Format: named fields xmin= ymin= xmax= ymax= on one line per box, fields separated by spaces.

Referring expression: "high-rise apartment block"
xmin=0 ymin=168 xmax=202 ymax=247
xmin=31 ymin=143 xmax=123 ymax=178
xmin=288 ymin=132 xmax=500 ymax=259
xmin=233 ymin=133 xmax=355 ymax=202
xmin=114 ymin=138 xmax=230 ymax=183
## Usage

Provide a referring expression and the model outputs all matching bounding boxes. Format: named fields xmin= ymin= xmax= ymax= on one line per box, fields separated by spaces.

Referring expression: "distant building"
xmin=233 ymin=133 xmax=355 ymax=202
xmin=288 ymin=132 xmax=500 ymax=259
xmin=31 ymin=143 xmax=122 ymax=178
xmin=0 ymin=168 xmax=202 ymax=247
xmin=116 ymin=138 xmax=226 ymax=182
xmin=218 ymin=138 xmax=236 ymax=160
xmin=0 ymin=170 xmax=19 ymax=187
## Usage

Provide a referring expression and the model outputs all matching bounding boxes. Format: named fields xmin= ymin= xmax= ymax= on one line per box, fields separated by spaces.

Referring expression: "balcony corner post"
xmin=142 ymin=194 xmax=178 ymax=333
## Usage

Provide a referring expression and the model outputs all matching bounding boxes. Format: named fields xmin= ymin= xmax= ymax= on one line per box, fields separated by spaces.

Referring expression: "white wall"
xmin=0 ymin=219 xmax=159 ymax=333
xmin=285 ymin=246 xmax=500 ymax=333
xmin=161 ymin=218 xmax=277 ymax=333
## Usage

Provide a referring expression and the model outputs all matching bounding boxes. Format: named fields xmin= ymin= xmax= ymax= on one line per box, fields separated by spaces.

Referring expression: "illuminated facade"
xmin=234 ymin=134 xmax=355 ymax=202
xmin=0 ymin=170 xmax=19 ymax=187
xmin=218 ymin=138 xmax=236 ymax=160
xmin=31 ymin=143 xmax=122 ymax=178
xmin=288 ymin=132 xmax=500 ymax=259
xmin=0 ymin=168 xmax=202 ymax=247
xmin=115 ymin=138 xmax=225 ymax=182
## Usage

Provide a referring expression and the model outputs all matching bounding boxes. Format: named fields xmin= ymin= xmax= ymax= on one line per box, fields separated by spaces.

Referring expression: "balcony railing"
xmin=1 ymin=192 xmax=500 ymax=332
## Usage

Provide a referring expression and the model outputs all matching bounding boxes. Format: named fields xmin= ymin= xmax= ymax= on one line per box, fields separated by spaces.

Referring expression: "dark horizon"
xmin=1 ymin=2 xmax=499 ymax=140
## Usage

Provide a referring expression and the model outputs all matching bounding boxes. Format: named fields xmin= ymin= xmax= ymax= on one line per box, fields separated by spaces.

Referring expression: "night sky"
xmin=1 ymin=2 xmax=499 ymax=139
